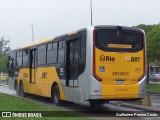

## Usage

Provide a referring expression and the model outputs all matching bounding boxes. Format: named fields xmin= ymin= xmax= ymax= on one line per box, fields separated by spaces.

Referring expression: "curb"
xmin=147 ymin=92 xmax=160 ymax=96
xmin=121 ymin=102 xmax=160 ymax=112
xmin=110 ymin=101 xmax=160 ymax=112
xmin=0 ymin=84 xmax=9 ymax=87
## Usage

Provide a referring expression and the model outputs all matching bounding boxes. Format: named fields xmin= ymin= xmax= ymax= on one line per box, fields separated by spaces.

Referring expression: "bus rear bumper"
xmin=88 ymin=95 xmax=144 ymax=101
xmin=88 ymin=75 xmax=146 ymax=101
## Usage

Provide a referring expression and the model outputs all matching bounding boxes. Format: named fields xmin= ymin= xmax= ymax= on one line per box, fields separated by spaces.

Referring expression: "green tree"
xmin=136 ymin=24 xmax=160 ymax=83
xmin=0 ymin=36 xmax=10 ymax=56
xmin=135 ymin=24 xmax=155 ymax=34
xmin=135 ymin=24 xmax=158 ymax=84
xmin=0 ymin=54 xmax=8 ymax=73
xmin=0 ymin=36 xmax=10 ymax=73
xmin=147 ymin=25 xmax=160 ymax=62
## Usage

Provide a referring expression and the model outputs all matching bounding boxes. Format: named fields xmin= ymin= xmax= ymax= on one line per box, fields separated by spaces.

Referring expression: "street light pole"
xmin=90 ymin=0 xmax=93 ymax=26
xmin=30 ymin=25 xmax=35 ymax=42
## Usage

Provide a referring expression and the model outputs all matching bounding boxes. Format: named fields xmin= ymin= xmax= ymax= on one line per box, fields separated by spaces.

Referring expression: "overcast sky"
xmin=0 ymin=0 xmax=160 ymax=49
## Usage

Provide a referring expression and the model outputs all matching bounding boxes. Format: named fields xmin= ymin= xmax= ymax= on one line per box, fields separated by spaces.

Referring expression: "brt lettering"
xmin=125 ymin=56 xmax=140 ymax=62
xmin=131 ymin=57 xmax=140 ymax=62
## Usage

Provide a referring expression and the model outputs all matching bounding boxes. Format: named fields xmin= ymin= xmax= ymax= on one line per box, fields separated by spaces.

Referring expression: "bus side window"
xmin=22 ymin=49 xmax=28 ymax=67
xmin=58 ymin=41 xmax=65 ymax=63
xmin=31 ymin=50 xmax=36 ymax=68
xmin=16 ymin=51 xmax=22 ymax=67
xmin=80 ymin=34 xmax=86 ymax=61
xmin=47 ymin=42 xmax=57 ymax=64
xmin=38 ymin=45 xmax=47 ymax=65
xmin=79 ymin=33 xmax=86 ymax=75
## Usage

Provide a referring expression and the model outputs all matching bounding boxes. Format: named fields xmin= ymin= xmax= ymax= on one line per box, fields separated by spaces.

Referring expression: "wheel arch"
xmin=19 ymin=80 xmax=23 ymax=86
xmin=51 ymin=82 xmax=58 ymax=98
xmin=19 ymin=80 xmax=24 ymax=92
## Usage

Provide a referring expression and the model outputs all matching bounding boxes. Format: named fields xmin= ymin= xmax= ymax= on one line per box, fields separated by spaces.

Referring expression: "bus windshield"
xmin=96 ymin=29 xmax=143 ymax=52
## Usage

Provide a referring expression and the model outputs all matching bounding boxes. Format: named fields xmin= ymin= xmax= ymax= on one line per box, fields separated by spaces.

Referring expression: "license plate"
xmin=116 ymin=80 xmax=124 ymax=84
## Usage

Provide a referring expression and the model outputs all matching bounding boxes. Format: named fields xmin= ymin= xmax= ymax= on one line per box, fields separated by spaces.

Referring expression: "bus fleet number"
xmin=113 ymin=72 xmax=129 ymax=76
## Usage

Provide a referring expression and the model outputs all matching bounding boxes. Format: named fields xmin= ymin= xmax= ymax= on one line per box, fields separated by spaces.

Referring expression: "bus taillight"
xmin=93 ymin=28 xmax=103 ymax=82
xmin=138 ymin=32 xmax=146 ymax=82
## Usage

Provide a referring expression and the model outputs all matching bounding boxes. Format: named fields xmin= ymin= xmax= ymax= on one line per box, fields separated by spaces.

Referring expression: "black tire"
xmin=89 ymin=100 xmax=107 ymax=106
xmin=19 ymin=82 xmax=26 ymax=97
xmin=15 ymin=81 xmax=20 ymax=96
xmin=52 ymin=85 xmax=61 ymax=105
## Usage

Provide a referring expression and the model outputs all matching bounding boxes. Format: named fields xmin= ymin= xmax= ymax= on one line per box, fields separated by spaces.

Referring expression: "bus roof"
xmin=21 ymin=38 xmax=54 ymax=49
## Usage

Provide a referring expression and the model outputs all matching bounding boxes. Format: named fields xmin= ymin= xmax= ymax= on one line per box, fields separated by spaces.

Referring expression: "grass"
xmin=0 ymin=93 xmax=91 ymax=120
xmin=147 ymin=83 xmax=160 ymax=93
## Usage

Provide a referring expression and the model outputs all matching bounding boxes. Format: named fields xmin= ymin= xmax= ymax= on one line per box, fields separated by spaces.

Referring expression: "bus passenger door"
xmin=30 ymin=49 xmax=36 ymax=83
xmin=66 ymin=40 xmax=79 ymax=87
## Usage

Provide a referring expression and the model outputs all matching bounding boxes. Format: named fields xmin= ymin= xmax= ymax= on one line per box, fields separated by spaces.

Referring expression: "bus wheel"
xmin=19 ymin=82 xmax=26 ymax=97
xmin=89 ymin=100 xmax=107 ymax=106
xmin=52 ymin=85 xmax=61 ymax=105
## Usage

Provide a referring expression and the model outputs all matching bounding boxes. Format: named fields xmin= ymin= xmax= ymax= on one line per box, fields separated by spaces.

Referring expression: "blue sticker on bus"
xmin=100 ymin=66 xmax=105 ymax=72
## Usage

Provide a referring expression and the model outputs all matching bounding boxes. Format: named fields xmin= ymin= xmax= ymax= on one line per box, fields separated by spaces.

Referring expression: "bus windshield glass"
xmin=96 ymin=29 xmax=143 ymax=52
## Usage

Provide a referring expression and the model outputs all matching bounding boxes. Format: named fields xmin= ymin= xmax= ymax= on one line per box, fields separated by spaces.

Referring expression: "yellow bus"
xmin=8 ymin=25 xmax=146 ymax=105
